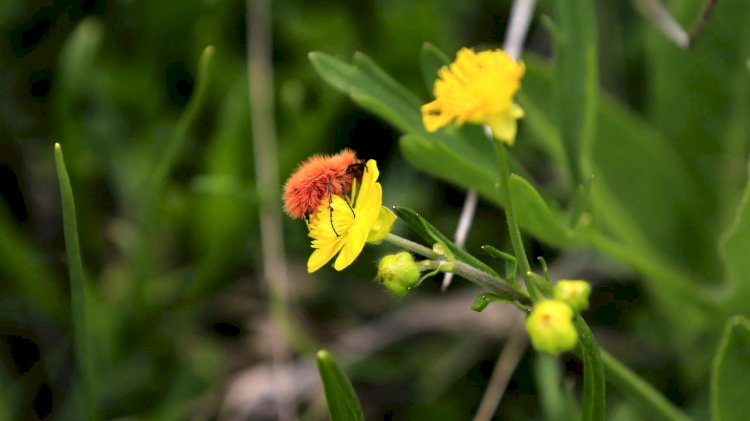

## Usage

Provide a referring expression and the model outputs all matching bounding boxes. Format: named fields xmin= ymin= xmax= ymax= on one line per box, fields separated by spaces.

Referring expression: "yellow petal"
xmin=307 ymin=237 xmax=345 ymax=273
xmin=421 ymin=100 xmax=453 ymax=133
xmin=334 ymin=224 xmax=368 ymax=271
xmin=488 ymin=109 xmax=520 ymax=146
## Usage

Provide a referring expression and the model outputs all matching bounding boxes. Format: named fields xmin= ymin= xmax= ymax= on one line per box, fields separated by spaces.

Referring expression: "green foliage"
xmin=471 ymin=293 xmax=514 ymax=312
xmin=552 ymin=0 xmax=598 ymax=183
xmin=481 ymin=245 xmax=518 ymax=287
xmin=4 ymin=0 xmax=750 ymax=419
xmin=534 ymin=354 xmax=579 ymax=421
xmin=712 ymin=316 xmax=750 ymax=421
xmin=393 ymin=205 xmax=499 ymax=277
xmin=573 ymin=315 xmax=605 ymax=421
xmin=316 ymin=350 xmax=365 ymax=421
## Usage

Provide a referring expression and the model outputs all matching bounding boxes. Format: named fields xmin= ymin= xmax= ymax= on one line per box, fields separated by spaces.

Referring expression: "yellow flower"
xmin=421 ymin=48 xmax=525 ymax=145
xmin=525 ymin=300 xmax=578 ymax=355
xmin=553 ymin=280 xmax=592 ymax=313
xmin=307 ymin=159 xmax=385 ymax=272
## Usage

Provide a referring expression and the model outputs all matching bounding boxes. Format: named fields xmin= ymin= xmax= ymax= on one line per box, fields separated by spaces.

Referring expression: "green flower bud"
xmin=553 ymin=280 xmax=591 ymax=313
xmin=367 ymin=206 xmax=397 ymax=244
xmin=376 ymin=252 xmax=420 ymax=297
xmin=525 ymin=300 xmax=578 ymax=355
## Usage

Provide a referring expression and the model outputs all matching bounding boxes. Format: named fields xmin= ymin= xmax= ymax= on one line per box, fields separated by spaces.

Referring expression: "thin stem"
xmin=492 ymin=139 xmax=542 ymax=302
xmin=442 ymin=190 xmax=478 ymax=291
xmin=632 ymin=0 xmax=689 ymax=48
xmin=444 ymin=0 xmax=536 ymax=292
xmin=686 ymin=0 xmax=718 ymax=48
xmin=384 ymin=233 xmax=439 ymax=259
xmin=473 ymin=314 xmax=528 ymax=421
xmin=632 ymin=0 xmax=718 ymax=49
xmin=601 ymin=350 xmax=691 ymax=421
xmin=502 ymin=0 xmax=537 ymax=59
xmin=384 ymin=234 xmax=530 ymax=305
xmin=247 ymin=0 xmax=294 ymax=419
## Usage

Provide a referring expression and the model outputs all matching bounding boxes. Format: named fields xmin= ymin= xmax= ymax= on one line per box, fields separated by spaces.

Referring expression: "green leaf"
xmin=481 ymin=245 xmax=518 ymax=287
xmin=399 ymin=134 xmax=573 ymax=248
xmin=712 ymin=316 xmax=750 ymax=421
xmin=535 ymin=354 xmax=579 ymax=421
xmin=419 ymin=42 xmax=450 ymax=93
xmin=567 ymin=175 xmax=594 ymax=229
xmin=553 ymin=0 xmax=598 ymax=183
xmin=720 ymin=162 xmax=750 ymax=309
xmin=316 ymin=350 xmax=365 ymax=421
xmin=392 ymin=205 xmax=499 ymax=277
xmin=601 ymin=351 xmax=689 ymax=421
xmin=149 ymin=45 xmax=215 ymax=195
xmin=524 ymin=57 xmax=712 ymax=351
xmin=646 ymin=0 xmax=750 ymax=234
xmin=573 ymin=316 xmax=605 ymax=421
xmin=54 ymin=143 xmax=98 ymax=420
xmin=309 ymin=51 xmax=423 ymax=134
xmin=510 ymin=174 xmax=573 ymax=248
xmin=471 ymin=292 xmax=513 ymax=312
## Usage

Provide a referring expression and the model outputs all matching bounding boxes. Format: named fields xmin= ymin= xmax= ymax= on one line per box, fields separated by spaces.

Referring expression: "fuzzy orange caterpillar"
xmin=283 ymin=149 xmax=362 ymax=219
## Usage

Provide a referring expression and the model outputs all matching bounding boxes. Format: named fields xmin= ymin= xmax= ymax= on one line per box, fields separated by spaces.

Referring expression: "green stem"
xmin=383 ymin=234 xmax=530 ymax=305
xmin=384 ymin=233 xmax=439 ymax=259
xmin=492 ymin=140 xmax=542 ymax=302
xmin=601 ymin=350 xmax=691 ymax=421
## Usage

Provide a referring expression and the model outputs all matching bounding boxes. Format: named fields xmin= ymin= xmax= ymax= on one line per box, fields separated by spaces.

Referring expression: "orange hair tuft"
xmin=283 ymin=149 xmax=359 ymax=219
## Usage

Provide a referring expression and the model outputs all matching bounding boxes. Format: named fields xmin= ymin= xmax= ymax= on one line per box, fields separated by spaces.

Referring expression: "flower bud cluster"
xmin=525 ymin=279 xmax=592 ymax=355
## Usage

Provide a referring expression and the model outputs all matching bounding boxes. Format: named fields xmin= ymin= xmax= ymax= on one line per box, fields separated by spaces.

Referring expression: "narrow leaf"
xmin=553 ymin=0 xmax=598 ymax=183
xmin=568 ymin=175 xmax=594 ymax=229
xmin=392 ymin=205 xmax=499 ymax=277
xmin=399 ymin=134 xmax=573 ymax=248
xmin=721 ymin=162 xmax=750 ymax=307
xmin=419 ymin=42 xmax=450 ymax=93
xmin=316 ymin=350 xmax=365 ymax=421
xmin=535 ymin=354 xmax=579 ymax=421
xmin=601 ymin=350 xmax=689 ymax=421
xmin=712 ymin=316 xmax=750 ymax=421
xmin=481 ymin=245 xmax=519 ymax=288
xmin=54 ymin=143 xmax=98 ymax=420
xmin=471 ymin=293 xmax=513 ymax=312
xmin=309 ymin=51 xmax=423 ymax=134
xmin=573 ymin=316 xmax=606 ymax=421
xmin=149 ymin=45 xmax=215 ymax=194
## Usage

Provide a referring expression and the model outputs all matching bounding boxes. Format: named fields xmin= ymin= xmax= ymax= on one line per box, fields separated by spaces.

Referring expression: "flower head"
xmin=376 ymin=252 xmax=421 ymax=297
xmin=421 ymin=48 xmax=525 ymax=144
xmin=525 ymin=300 xmax=578 ymax=355
xmin=307 ymin=159 xmax=388 ymax=272
xmin=553 ymin=280 xmax=592 ymax=313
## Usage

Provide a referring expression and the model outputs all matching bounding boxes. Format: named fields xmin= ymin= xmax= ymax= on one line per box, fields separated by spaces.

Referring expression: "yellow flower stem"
xmin=383 ymin=233 xmax=530 ymax=305
xmin=492 ymin=139 xmax=543 ymax=303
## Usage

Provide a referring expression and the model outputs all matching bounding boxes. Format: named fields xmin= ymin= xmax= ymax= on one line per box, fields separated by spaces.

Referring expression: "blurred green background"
xmin=1 ymin=0 xmax=749 ymax=419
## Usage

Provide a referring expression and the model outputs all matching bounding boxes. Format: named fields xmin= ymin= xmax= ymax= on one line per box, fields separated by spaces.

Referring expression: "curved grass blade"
xmin=149 ymin=45 xmax=215 ymax=194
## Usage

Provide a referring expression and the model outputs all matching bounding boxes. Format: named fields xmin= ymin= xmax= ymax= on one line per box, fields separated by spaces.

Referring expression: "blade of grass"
xmin=148 ymin=45 xmax=215 ymax=194
xmin=316 ymin=350 xmax=365 ymax=421
xmin=54 ymin=143 xmax=98 ymax=420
